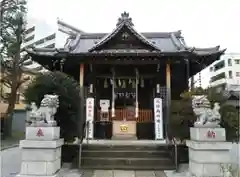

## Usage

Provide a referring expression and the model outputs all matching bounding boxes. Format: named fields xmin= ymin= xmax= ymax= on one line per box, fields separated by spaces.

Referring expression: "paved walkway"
xmin=0 ymin=147 xmax=21 ymax=177
xmin=0 ymin=138 xmax=19 ymax=150
xmin=60 ymin=169 xmax=167 ymax=177
xmin=1 ymin=147 xmax=184 ymax=177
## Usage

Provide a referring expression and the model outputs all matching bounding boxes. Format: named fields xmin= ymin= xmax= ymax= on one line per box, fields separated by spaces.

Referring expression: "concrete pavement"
xmin=60 ymin=169 xmax=167 ymax=177
xmin=0 ymin=147 xmax=176 ymax=177
xmin=0 ymin=147 xmax=21 ymax=177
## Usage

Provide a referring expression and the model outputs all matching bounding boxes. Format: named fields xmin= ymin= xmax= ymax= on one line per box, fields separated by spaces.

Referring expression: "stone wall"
xmin=229 ymin=143 xmax=240 ymax=174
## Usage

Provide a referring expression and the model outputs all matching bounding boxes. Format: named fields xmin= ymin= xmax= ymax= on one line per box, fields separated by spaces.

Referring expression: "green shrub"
xmin=169 ymin=87 xmax=239 ymax=142
xmin=169 ymin=99 xmax=195 ymax=141
xmin=24 ymin=71 xmax=81 ymax=141
xmin=220 ymin=105 xmax=239 ymax=141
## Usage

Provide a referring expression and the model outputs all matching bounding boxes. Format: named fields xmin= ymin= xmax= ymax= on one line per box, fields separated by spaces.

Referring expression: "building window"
xmin=210 ymin=72 xmax=225 ymax=82
xmin=229 ymin=71 xmax=232 ymax=78
xmin=236 ymin=72 xmax=240 ymax=77
xmin=235 ymin=59 xmax=240 ymax=64
xmin=44 ymin=43 xmax=55 ymax=48
xmin=34 ymin=39 xmax=45 ymax=46
xmin=214 ymin=60 xmax=225 ymax=71
xmin=24 ymin=35 xmax=35 ymax=43
xmin=24 ymin=26 xmax=35 ymax=35
xmin=228 ymin=58 xmax=232 ymax=66
xmin=45 ymin=33 xmax=56 ymax=41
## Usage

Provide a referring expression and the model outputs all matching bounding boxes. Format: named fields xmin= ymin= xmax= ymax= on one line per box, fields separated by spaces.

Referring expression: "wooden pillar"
xmin=88 ymin=64 xmax=95 ymax=97
xmin=190 ymin=77 xmax=194 ymax=90
xmin=165 ymin=62 xmax=171 ymax=139
xmin=186 ymin=59 xmax=190 ymax=90
xmin=79 ymin=64 xmax=84 ymax=137
xmin=111 ymin=68 xmax=115 ymax=117
xmin=135 ymin=68 xmax=139 ymax=118
xmin=78 ymin=63 xmax=84 ymax=168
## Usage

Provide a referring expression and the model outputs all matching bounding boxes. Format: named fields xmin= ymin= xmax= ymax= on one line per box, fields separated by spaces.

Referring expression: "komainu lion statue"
xmin=28 ymin=94 xmax=59 ymax=127
xmin=192 ymin=95 xmax=221 ymax=128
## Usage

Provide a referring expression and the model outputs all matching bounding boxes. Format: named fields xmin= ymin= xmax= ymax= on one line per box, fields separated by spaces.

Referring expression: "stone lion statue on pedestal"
xmin=192 ymin=95 xmax=221 ymax=128
xmin=28 ymin=94 xmax=59 ymax=127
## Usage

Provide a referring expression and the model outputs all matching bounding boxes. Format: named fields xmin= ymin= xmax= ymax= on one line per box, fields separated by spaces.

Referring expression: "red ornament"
xmin=36 ymin=128 xmax=44 ymax=137
xmin=207 ymin=130 xmax=215 ymax=138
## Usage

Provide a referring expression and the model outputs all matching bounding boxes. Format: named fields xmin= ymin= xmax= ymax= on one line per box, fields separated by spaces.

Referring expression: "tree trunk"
xmin=4 ymin=80 xmax=18 ymax=138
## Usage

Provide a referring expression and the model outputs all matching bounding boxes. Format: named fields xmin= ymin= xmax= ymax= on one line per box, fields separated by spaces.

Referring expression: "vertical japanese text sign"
xmin=86 ymin=97 xmax=94 ymax=139
xmin=154 ymin=98 xmax=163 ymax=140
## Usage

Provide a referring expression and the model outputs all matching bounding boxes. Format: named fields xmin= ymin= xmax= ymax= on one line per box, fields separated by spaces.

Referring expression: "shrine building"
xmin=26 ymin=12 xmax=225 ymax=140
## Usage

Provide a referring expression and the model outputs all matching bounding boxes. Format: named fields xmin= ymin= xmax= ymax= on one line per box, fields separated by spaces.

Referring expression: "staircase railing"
xmin=78 ymin=122 xmax=87 ymax=168
xmin=172 ymin=137 xmax=179 ymax=171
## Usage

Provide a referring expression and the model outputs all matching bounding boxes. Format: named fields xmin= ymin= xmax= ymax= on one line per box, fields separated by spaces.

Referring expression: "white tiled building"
xmin=192 ymin=53 xmax=240 ymax=90
xmin=208 ymin=53 xmax=240 ymax=92
xmin=191 ymin=53 xmax=240 ymax=108
xmin=22 ymin=19 xmax=84 ymax=72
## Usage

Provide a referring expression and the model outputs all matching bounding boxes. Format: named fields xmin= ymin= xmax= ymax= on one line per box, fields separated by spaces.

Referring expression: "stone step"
xmin=82 ymin=144 xmax=170 ymax=151
xmin=80 ymin=144 xmax=175 ymax=170
xmin=81 ymin=157 xmax=173 ymax=167
xmin=82 ymin=150 xmax=170 ymax=158
xmin=111 ymin=135 xmax=138 ymax=140
xmin=81 ymin=164 xmax=175 ymax=170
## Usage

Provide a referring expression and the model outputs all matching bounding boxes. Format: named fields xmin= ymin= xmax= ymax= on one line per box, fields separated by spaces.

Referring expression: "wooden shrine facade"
xmin=26 ymin=12 xmax=226 ymax=140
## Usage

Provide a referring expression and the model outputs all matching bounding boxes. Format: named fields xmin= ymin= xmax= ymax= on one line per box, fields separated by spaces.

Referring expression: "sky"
xmin=26 ymin=0 xmax=240 ymax=53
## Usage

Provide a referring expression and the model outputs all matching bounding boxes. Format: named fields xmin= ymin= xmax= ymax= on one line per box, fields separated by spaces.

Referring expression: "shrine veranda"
xmin=26 ymin=12 xmax=225 ymax=140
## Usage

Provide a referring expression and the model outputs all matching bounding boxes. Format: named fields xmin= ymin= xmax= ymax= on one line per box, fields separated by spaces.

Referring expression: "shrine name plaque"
xmin=112 ymin=120 xmax=137 ymax=140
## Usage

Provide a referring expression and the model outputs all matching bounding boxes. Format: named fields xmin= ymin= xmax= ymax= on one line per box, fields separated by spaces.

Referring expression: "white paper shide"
xmin=154 ymin=98 xmax=163 ymax=140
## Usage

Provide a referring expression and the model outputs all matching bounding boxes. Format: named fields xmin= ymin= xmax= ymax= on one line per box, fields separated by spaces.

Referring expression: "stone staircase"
xmin=80 ymin=143 xmax=176 ymax=170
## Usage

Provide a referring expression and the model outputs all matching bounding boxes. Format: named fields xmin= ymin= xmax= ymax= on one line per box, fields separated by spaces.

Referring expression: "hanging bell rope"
xmin=104 ymin=79 xmax=108 ymax=88
xmin=132 ymin=80 xmax=136 ymax=88
xmin=122 ymin=80 xmax=126 ymax=88
xmin=140 ymin=78 xmax=144 ymax=88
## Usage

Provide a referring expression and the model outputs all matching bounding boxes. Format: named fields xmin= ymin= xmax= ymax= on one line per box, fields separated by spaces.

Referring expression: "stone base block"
xmin=20 ymin=158 xmax=61 ymax=176
xmin=190 ymin=127 xmax=226 ymax=141
xmin=188 ymin=146 xmax=231 ymax=164
xmin=186 ymin=140 xmax=232 ymax=151
xmin=20 ymin=138 xmax=64 ymax=149
xmin=22 ymin=147 xmax=61 ymax=161
xmin=26 ymin=127 xmax=60 ymax=140
xmin=16 ymin=172 xmax=60 ymax=177
xmin=187 ymin=140 xmax=232 ymax=177
xmin=111 ymin=134 xmax=138 ymax=140
xmin=189 ymin=160 xmax=224 ymax=177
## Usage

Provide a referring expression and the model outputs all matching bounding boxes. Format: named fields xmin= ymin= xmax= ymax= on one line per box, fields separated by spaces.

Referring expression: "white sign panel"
xmin=154 ymin=98 xmax=163 ymax=140
xmin=100 ymin=99 xmax=110 ymax=113
xmin=86 ymin=98 xmax=94 ymax=139
xmin=86 ymin=98 xmax=94 ymax=121
xmin=86 ymin=120 xmax=94 ymax=139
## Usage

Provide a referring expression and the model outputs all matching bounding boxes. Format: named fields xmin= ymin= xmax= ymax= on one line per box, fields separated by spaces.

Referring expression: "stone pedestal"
xmin=16 ymin=127 xmax=64 ymax=177
xmin=186 ymin=127 xmax=232 ymax=177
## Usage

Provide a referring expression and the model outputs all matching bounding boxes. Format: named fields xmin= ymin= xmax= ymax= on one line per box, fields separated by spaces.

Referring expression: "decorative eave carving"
xmin=116 ymin=11 xmax=134 ymax=26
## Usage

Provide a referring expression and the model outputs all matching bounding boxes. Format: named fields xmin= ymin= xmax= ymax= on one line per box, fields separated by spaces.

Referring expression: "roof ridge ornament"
xmin=116 ymin=12 xmax=134 ymax=26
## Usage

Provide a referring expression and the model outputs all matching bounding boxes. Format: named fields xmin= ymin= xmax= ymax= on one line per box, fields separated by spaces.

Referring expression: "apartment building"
xmin=190 ymin=53 xmax=240 ymax=108
xmin=1 ymin=19 xmax=83 ymax=113
xmin=22 ymin=26 xmax=56 ymax=49
xmin=209 ymin=53 xmax=240 ymax=92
